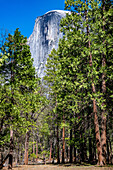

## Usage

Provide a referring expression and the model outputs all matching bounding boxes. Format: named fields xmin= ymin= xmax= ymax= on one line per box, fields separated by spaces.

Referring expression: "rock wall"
xmin=28 ymin=10 xmax=69 ymax=78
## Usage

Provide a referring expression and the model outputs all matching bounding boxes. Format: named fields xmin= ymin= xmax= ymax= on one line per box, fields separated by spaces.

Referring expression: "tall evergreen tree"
xmin=0 ymin=28 xmax=39 ymax=168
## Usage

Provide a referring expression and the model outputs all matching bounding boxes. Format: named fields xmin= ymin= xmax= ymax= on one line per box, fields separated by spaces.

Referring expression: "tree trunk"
xmin=33 ymin=138 xmax=35 ymax=162
xmin=70 ymin=128 xmax=72 ymax=163
xmin=84 ymin=3 xmax=103 ymax=164
xmin=24 ymin=131 xmax=30 ymax=165
xmin=62 ymin=114 xmax=65 ymax=163
xmin=17 ymin=142 xmax=20 ymax=164
xmin=73 ymin=112 xmax=76 ymax=163
xmin=83 ymin=114 xmax=87 ymax=162
xmin=8 ymin=128 xmax=13 ymax=169
xmin=101 ymin=109 xmax=106 ymax=165
xmin=36 ymin=140 xmax=38 ymax=162
xmin=52 ymin=127 xmax=56 ymax=164
xmin=101 ymin=0 xmax=107 ymax=165
xmin=69 ymin=112 xmax=73 ymax=163
xmin=57 ymin=123 xmax=60 ymax=163
xmin=94 ymin=104 xmax=103 ymax=166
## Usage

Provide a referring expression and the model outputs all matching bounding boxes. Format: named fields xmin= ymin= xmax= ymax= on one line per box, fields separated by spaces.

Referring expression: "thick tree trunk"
xmin=24 ymin=131 xmax=30 ymax=165
xmin=101 ymin=0 xmax=107 ymax=165
xmin=94 ymin=101 xmax=103 ymax=166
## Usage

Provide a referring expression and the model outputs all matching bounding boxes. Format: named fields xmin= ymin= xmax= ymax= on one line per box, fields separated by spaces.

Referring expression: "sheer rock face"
xmin=28 ymin=10 xmax=69 ymax=78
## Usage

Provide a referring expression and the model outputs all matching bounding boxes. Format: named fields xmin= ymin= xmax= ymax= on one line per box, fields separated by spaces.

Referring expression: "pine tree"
xmin=0 ymin=28 xmax=37 ymax=168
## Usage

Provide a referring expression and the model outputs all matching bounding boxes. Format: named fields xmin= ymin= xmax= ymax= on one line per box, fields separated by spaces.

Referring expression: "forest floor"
xmin=2 ymin=164 xmax=113 ymax=170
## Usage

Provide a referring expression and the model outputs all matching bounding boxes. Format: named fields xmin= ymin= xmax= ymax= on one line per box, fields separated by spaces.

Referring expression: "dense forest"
xmin=0 ymin=0 xmax=113 ymax=169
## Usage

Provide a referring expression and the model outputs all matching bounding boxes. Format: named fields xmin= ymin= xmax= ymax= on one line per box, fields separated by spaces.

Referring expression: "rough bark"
xmin=101 ymin=0 xmax=107 ymax=165
xmin=94 ymin=101 xmax=103 ymax=166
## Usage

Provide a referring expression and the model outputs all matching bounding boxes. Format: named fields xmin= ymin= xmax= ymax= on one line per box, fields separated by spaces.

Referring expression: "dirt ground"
xmin=2 ymin=164 xmax=113 ymax=170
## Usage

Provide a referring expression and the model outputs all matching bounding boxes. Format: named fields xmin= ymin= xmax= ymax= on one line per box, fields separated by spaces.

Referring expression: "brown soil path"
xmin=3 ymin=164 xmax=113 ymax=170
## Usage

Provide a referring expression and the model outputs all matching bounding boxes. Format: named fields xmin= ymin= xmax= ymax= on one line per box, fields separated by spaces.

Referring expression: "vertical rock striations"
xmin=28 ymin=10 xmax=69 ymax=78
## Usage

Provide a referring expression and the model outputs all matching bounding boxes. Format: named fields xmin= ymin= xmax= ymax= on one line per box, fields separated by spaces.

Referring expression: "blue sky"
xmin=0 ymin=0 xmax=66 ymax=38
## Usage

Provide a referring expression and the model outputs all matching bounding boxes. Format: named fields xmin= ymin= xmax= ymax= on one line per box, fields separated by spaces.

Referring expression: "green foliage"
xmin=44 ymin=0 xmax=113 ymax=164
xmin=0 ymin=29 xmax=47 ymax=150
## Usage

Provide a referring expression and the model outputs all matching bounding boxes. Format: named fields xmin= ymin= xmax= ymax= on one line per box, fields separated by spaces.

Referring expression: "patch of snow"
xmin=45 ymin=10 xmax=71 ymax=15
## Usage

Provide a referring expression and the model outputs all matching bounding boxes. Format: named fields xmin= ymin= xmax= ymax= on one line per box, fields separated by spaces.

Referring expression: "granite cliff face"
xmin=28 ymin=10 xmax=69 ymax=78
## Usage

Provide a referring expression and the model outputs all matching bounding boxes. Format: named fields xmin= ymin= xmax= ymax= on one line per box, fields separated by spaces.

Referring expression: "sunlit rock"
xmin=28 ymin=10 xmax=70 ymax=78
